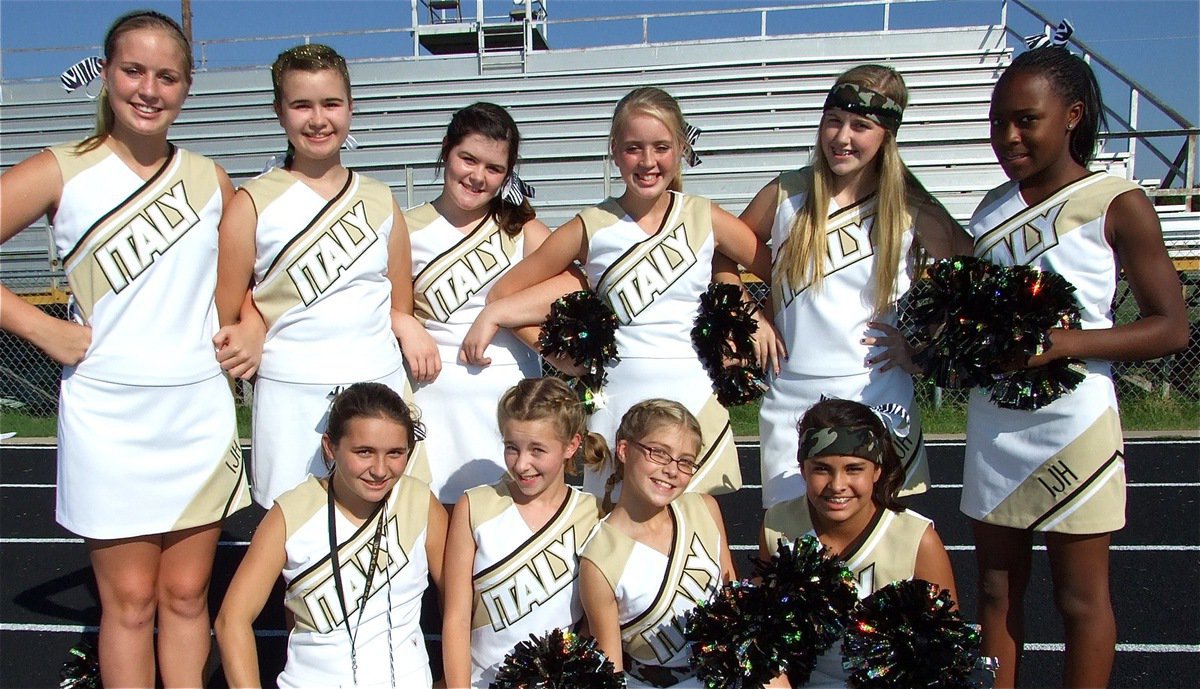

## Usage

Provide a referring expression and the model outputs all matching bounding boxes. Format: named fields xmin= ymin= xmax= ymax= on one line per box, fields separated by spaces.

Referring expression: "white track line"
xmin=2 ymin=622 xmax=1193 ymax=653
xmin=730 ymin=544 xmax=1200 ymax=552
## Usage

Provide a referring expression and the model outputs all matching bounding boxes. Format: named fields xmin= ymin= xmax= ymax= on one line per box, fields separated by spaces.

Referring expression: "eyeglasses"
xmin=634 ymin=442 xmax=699 ymax=476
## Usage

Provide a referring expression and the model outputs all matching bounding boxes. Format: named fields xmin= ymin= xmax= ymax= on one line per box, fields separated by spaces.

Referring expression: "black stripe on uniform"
xmin=1028 ymin=450 xmax=1123 ymax=532
xmin=62 ymin=144 xmax=178 ymax=265
xmin=261 ymin=170 xmax=356 ymax=279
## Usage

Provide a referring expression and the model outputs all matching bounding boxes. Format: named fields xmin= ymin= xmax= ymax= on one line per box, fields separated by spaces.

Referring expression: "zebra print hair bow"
xmin=262 ymin=133 xmax=360 ymax=173
xmin=1024 ymin=18 xmax=1074 ymax=50
xmin=60 ymin=56 xmax=103 ymax=95
xmin=500 ymin=172 xmax=536 ymax=206
xmin=684 ymin=122 xmax=702 ymax=167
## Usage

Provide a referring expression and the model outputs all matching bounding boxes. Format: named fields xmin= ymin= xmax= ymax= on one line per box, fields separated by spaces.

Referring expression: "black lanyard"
xmin=327 ymin=477 xmax=388 ymax=686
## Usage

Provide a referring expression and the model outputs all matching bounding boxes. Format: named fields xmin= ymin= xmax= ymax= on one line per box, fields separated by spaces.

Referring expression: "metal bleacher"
xmin=0 ymin=23 xmax=1011 ymax=296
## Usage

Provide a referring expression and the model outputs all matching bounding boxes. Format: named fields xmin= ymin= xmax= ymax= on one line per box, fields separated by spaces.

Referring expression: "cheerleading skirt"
xmin=962 ymin=362 xmax=1125 ymax=534
xmin=758 ymin=367 xmax=927 ymax=510
xmin=251 ymin=366 xmax=409 ymax=508
xmin=56 ymin=370 xmax=249 ymax=539
xmin=407 ymin=356 xmax=538 ymax=504
xmin=582 ymin=356 xmax=740 ymax=501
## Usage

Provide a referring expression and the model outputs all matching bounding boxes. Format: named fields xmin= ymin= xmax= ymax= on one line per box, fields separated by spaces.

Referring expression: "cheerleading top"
xmin=762 ymin=498 xmax=931 ymax=597
xmin=466 ymin=482 xmax=601 ymax=688
xmin=276 ymin=475 xmax=433 ymax=688
xmin=405 ymin=203 xmax=535 ymax=368
xmin=961 ymin=172 xmax=1138 ymax=534
xmin=244 ymin=167 xmax=400 ymax=384
xmin=768 ymin=168 xmax=922 ymax=378
xmin=580 ymin=493 xmax=725 ymax=686
xmin=49 ymin=141 xmax=223 ymax=385
xmin=580 ymin=191 xmax=715 ymax=359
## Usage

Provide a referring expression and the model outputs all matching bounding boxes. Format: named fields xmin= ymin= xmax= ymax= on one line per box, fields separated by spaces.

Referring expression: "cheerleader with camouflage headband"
xmin=215 ymin=43 xmax=415 ymax=508
xmin=0 ymin=11 xmax=250 ymax=686
xmin=738 ymin=65 xmax=973 ymax=510
xmin=398 ymin=103 xmax=584 ymax=505
xmin=758 ymin=398 xmax=955 ymax=687
xmin=965 ymin=45 xmax=1186 ymax=688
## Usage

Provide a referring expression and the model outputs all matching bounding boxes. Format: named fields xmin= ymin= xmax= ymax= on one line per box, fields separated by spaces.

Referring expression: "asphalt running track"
xmin=2 ymin=439 xmax=1197 ymax=688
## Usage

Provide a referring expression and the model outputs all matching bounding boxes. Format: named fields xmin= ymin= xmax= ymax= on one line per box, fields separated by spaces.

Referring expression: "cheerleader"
xmin=737 ymin=64 xmax=973 ymax=510
xmin=758 ymin=398 xmax=955 ymax=687
xmin=214 ymin=44 xmax=413 ymax=507
xmin=465 ymin=87 xmax=772 ymax=503
xmin=579 ymin=399 xmax=737 ymax=688
xmin=216 ymin=383 xmax=447 ymax=688
xmin=964 ymin=47 xmax=1187 ymax=688
xmin=397 ymin=103 xmax=583 ymax=504
xmin=0 ymin=11 xmax=250 ymax=686
xmin=441 ymin=377 xmax=604 ymax=688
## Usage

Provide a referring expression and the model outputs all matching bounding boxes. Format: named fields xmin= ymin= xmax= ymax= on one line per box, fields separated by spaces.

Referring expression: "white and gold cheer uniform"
xmin=50 ymin=141 xmax=248 ymax=539
xmin=580 ymin=492 xmax=725 ymax=688
xmin=276 ymin=475 xmax=434 ymax=688
xmin=760 ymin=169 xmax=929 ymax=509
xmin=962 ymin=173 xmax=1136 ymax=534
xmin=579 ymin=192 xmax=740 ymax=500
xmin=245 ymin=168 xmax=405 ymax=507
xmin=763 ymin=498 xmax=934 ymax=686
xmin=403 ymin=204 xmax=539 ymax=503
xmin=464 ymin=482 xmax=600 ymax=688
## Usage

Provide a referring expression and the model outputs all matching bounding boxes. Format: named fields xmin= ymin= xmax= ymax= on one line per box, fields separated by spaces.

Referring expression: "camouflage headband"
xmin=823 ymin=82 xmax=904 ymax=133
xmin=799 ymin=426 xmax=883 ymax=465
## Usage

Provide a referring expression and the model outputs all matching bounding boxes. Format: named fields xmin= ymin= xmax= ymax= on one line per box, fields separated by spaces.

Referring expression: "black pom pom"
xmin=59 ymin=635 xmax=101 ymax=689
xmin=489 ymin=628 xmax=625 ymax=689
xmin=692 ymin=283 xmax=766 ymax=406
xmin=687 ymin=578 xmax=782 ymax=688
xmin=538 ymin=291 xmax=620 ymax=410
xmin=901 ymin=257 xmax=1086 ymax=410
xmin=842 ymin=579 xmax=995 ymax=689
xmin=754 ymin=537 xmax=860 ymax=686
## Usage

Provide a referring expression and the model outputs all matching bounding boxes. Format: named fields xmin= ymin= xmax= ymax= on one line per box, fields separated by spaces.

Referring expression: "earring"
xmin=1067 ymin=124 xmax=1075 ymax=131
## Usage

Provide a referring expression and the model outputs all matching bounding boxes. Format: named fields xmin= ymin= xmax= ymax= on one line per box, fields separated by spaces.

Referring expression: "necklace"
xmin=327 ymin=476 xmax=395 ymax=688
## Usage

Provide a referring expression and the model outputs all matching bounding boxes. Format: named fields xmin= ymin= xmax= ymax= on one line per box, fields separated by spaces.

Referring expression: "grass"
xmin=3 ymin=389 xmax=1196 ymax=440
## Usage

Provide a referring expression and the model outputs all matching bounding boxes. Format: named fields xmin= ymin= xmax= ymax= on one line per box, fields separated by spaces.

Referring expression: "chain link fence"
xmin=1 ymin=271 xmax=1197 ymax=423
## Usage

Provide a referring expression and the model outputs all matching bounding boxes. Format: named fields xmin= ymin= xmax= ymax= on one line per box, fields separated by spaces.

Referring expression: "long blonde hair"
xmin=774 ymin=65 xmax=921 ymax=316
xmin=78 ymin=11 xmax=193 ymax=154
xmin=609 ymin=86 xmax=689 ymax=194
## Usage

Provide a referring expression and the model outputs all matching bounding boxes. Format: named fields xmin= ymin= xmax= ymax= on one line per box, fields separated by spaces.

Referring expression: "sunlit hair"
xmin=609 ymin=86 xmax=688 ymax=194
xmin=1000 ymin=47 xmax=1106 ymax=167
xmin=797 ymin=398 xmax=904 ymax=511
xmin=436 ymin=102 xmax=535 ymax=237
xmin=497 ymin=377 xmax=608 ymax=476
xmin=326 ymin=382 xmax=423 ymax=450
xmin=270 ymin=43 xmax=352 ymax=168
xmin=587 ymin=398 xmax=704 ymax=512
xmin=79 ymin=10 xmax=192 ymax=153
xmin=774 ymin=64 xmax=948 ymax=316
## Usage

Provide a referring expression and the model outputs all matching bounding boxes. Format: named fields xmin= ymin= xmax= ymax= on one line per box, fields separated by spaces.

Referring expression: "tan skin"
xmin=215 ymin=415 xmax=448 ymax=688
xmin=974 ymin=69 xmax=1188 ymax=689
xmin=441 ymin=419 xmax=584 ymax=688
xmin=578 ymin=424 xmax=737 ymax=675
xmin=729 ymin=108 xmax=974 ymax=376
xmin=0 ymin=26 xmax=243 ymax=689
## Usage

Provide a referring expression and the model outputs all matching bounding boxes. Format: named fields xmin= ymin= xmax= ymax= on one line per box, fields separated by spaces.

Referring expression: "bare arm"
xmin=579 ymin=557 xmax=624 ymax=673
xmin=702 ymin=494 xmax=739 ymax=582
xmin=488 ymin=216 xmax=587 ymax=301
xmin=912 ymin=198 xmax=973 ymax=260
xmin=440 ymin=494 xmax=477 ymax=689
xmin=1030 ymin=189 xmax=1188 ymax=366
xmin=0 ymin=150 xmax=93 ymax=365
xmin=213 ymin=180 xmax=268 ymax=379
xmin=912 ymin=524 xmax=957 ymax=608
xmin=508 ymin=218 xmax=589 ymax=351
xmin=711 ymin=203 xmax=772 ymax=283
xmin=389 ymin=202 xmax=443 ymax=383
xmin=215 ymin=505 xmax=288 ymax=689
